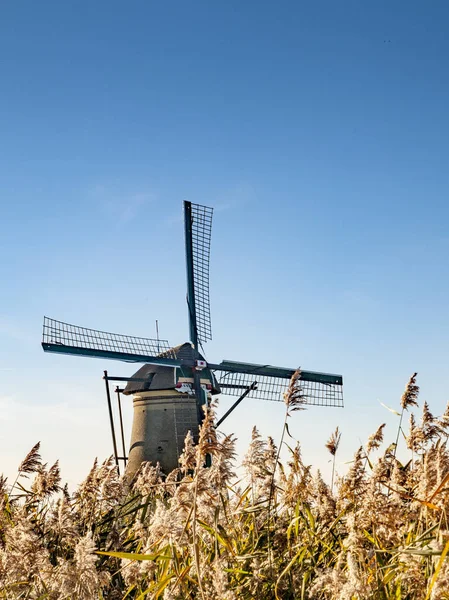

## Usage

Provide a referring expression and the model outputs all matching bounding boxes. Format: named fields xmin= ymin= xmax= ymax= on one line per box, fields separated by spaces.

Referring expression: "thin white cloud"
xmin=213 ymin=182 xmax=256 ymax=211
xmin=88 ymin=185 xmax=155 ymax=223
xmin=118 ymin=192 xmax=153 ymax=223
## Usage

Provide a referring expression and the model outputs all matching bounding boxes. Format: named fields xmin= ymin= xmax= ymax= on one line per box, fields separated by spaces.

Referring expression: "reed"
xmin=2 ymin=373 xmax=449 ymax=599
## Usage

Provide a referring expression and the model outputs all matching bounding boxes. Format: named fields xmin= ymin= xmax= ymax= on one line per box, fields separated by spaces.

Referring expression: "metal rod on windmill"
xmin=41 ymin=200 xmax=344 ymax=479
xmin=156 ymin=320 xmax=160 ymax=354
xmin=184 ymin=201 xmax=198 ymax=351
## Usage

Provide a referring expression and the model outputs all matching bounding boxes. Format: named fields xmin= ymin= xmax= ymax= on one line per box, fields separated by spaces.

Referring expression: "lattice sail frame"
xmin=214 ymin=369 xmax=344 ymax=408
xmin=190 ymin=202 xmax=213 ymax=344
xmin=42 ymin=317 xmax=174 ymax=358
xmin=42 ymin=319 xmax=344 ymax=408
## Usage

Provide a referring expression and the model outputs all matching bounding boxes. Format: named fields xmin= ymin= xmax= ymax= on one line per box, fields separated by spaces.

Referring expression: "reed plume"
xmin=18 ymin=441 xmax=42 ymax=476
xmin=325 ymin=426 xmax=341 ymax=491
xmin=366 ymin=423 xmax=385 ymax=454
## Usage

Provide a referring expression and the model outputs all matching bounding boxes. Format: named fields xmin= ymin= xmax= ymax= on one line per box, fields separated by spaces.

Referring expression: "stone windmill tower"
xmin=122 ymin=343 xmax=220 ymax=476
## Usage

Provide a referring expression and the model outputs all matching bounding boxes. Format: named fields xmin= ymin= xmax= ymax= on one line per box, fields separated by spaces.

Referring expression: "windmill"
xmin=42 ymin=202 xmax=343 ymax=477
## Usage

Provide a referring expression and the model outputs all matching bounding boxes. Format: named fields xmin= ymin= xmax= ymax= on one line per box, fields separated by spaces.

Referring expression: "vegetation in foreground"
xmin=2 ymin=373 xmax=449 ymax=599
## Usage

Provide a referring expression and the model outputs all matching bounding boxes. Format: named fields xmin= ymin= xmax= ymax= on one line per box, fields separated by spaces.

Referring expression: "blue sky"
xmin=1 ymin=1 xmax=449 ymax=486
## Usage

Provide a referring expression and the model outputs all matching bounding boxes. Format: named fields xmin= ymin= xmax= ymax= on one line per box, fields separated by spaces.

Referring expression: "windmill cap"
xmin=122 ymin=342 xmax=221 ymax=395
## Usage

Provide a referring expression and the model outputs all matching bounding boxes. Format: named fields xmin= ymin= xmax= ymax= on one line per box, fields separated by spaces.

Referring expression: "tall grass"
xmin=2 ymin=373 xmax=449 ymax=599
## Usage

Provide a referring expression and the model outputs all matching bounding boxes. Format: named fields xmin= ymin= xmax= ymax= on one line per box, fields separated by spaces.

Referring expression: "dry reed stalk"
xmin=325 ymin=426 xmax=341 ymax=492
xmin=394 ymin=373 xmax=420 ymax=461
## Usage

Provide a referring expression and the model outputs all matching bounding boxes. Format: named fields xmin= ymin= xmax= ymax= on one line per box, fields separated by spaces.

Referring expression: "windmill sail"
xmin=211 ymin=360 xmax=343 ymax=408
xmin=184 ymin=202 xmax=213 ymax=348
xmin=42 ymin=319 xmax=343 ymax=408
xmin=42 ymin=317 xmax=179 ymax=366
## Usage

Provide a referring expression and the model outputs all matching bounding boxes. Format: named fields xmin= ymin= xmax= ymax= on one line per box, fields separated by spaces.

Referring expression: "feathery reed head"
xmin=325 ymin=427 xmax=341 ymax=456
xmin=401 ymin=372 xmax=419 ymax=410
xmin=366 ymin=423 xmax=385 ymax=454
xmin=284 ymin=368 xmax=307 ymax=413
xmin=18 ymin=442 xmax=42 ymax=477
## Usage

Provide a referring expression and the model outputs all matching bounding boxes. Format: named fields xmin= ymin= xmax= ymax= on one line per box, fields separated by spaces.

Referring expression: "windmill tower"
xmin=42 ymin=201 xmax=343 ymax=477
xmin=122 ymin=343 xmax=220 ymax=476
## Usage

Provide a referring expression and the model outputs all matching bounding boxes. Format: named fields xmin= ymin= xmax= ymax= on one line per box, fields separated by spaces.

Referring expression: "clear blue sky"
xmin=1 ymin=1 xmax=449 ymax=485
